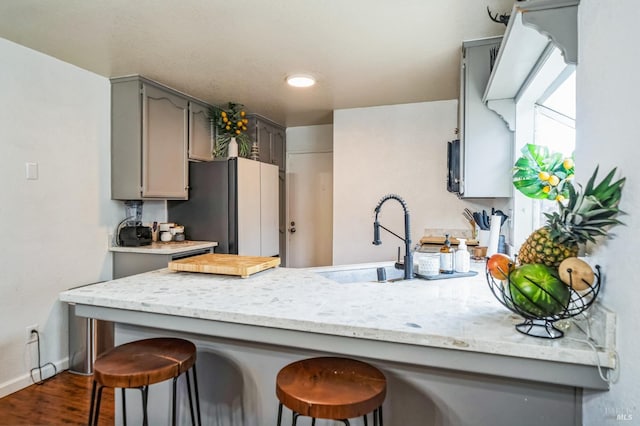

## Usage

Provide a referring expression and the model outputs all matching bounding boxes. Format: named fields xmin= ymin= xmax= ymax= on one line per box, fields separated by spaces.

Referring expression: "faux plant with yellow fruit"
xmin=512 ymin=144 xmax=575 ymax=201
xmin=208 ymin=102 xmax=251 ymax=157
xmin=512 ymin=143 xmax=625 ymax=268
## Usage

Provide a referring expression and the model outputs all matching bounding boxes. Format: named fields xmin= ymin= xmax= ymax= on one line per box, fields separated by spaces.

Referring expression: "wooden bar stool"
xmin=276 ymin=357 xmax=386 ymax=426
xmin=88 ymin=337 xmax=201 ymax=426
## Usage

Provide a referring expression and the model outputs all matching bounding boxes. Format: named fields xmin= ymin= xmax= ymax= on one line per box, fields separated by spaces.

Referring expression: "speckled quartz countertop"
xmin=60 ymin=264 xmax=615 ymax=386
xmin=109 ymin=240 xmax=217 ymax=255
xmin=60 ymin=260 xmax=616 ymax=383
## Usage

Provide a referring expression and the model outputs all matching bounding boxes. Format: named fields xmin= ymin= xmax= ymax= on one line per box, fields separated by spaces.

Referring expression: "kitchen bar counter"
xmin=60 ymin=261 xmax=615 ymax=390
xmin=109 ymin=240 xmax=218 ymax=255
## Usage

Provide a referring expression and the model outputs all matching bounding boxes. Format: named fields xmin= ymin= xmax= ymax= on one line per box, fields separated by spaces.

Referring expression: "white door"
xmin=286 ymin=152 xmax=333 ymax=267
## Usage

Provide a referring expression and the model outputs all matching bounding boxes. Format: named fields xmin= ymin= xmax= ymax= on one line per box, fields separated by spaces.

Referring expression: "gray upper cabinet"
xmin=141 ymin=83 xmax=189 ymax=199
xmin=188 ymin=100 xmax=214 ymax=162
xmin=111 ymin=76 xmax=213 ymax=200
xmin=458 ymin=37 xmax=513 ymax=199
xmin=247 ymin=114 xmax=286 ymax=172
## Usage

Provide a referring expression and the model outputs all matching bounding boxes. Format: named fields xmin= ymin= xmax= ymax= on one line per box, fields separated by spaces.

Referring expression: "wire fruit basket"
xmin=486 ymin=262 xmax=601 ymax=339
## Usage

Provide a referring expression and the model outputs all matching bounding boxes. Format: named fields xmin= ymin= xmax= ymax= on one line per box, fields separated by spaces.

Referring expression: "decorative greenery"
xmin=517 ymin=165 xmax=625 ymax=267
xmin=512 ymin=144 xmax=575 ymax=201
xmin=208 ymin=102 xmax=251 ymax=158
xmin=545 ymin=166 xmax=626 ymax=246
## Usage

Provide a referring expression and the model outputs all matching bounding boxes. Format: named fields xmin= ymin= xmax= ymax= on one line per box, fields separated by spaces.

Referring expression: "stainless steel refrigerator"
xmin=168 ymin=158 xmax=279 ymax=257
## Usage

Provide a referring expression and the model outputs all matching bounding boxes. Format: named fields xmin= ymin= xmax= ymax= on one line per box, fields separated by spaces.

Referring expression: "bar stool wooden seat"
xmin=276 ymin=357 xmax=386 ymax=425
xmin=88 ymin=337 xmax=201 ymax=426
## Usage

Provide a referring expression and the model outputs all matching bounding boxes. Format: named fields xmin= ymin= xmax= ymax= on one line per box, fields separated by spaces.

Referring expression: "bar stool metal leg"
xmin=140 ymin=386 xmax=149 ymax=426
xmin=191 ymin=364 xmax=202 ymax=426
xmin=185 ymin=371 xmax=196 ymax=426
xmin=277 ymin=402 xmax=283 ymax=426
xmin=94 ymin=385 xmax=105 ymax=426
xmin=364 ymin=413 xmax=368 ymax=426
xmin=88 ymin=380 xmax=98 ymax=426
xmin=121 ymin=388 xmax=127 ymax=426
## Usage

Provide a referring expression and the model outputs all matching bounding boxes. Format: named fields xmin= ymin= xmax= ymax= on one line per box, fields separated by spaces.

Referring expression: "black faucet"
xmin=372 ymin=194 xmax=413 ymax=280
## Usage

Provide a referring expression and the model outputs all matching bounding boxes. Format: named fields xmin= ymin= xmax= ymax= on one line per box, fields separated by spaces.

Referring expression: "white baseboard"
xmin=0 ymin=357 xmax=69 ymax=399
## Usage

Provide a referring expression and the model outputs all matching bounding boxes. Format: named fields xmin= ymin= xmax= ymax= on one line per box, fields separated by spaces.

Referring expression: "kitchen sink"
xmin=316 ymin=265 xmax=407 ymax=284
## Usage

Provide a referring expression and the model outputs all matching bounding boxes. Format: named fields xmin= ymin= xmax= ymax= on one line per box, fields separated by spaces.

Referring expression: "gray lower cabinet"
xmin=111 ymin=76 xmax=213 ymax=200
xmin=458 ymin=37 xmax=513 ymax=198
xmin=113 ymin=247 xmax=213 ymax=279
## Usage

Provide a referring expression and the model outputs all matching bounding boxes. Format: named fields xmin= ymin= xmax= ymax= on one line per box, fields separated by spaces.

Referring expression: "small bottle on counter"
xmin=439 ymin=234 xmax=454 ymax=274
xmin=454 ymin=238 xmax=471 ymax=273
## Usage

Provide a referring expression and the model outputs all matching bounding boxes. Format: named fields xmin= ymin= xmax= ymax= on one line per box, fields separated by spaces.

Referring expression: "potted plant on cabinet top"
xmin=208 ymin=102 xmax=251 ymax=158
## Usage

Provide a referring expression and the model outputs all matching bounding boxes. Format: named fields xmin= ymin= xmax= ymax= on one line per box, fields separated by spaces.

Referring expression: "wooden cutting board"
xmin=420 ymin=236 xmax=479 ymax=246
xmin=168 ymin=253 xmax=281 ymax=278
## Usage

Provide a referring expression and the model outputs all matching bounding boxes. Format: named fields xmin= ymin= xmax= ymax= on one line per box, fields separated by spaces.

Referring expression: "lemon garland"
xmin=512 ymin=144 xmax=575 ymax=201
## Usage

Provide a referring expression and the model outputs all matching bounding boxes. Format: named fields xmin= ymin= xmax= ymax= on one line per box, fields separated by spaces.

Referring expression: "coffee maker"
xmin=117 ymin=201 xmax=152 ymax=246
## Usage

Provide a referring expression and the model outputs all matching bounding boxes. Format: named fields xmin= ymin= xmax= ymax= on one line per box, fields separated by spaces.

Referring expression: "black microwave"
xmin=447 ymin=139 xmax=461 ymax=194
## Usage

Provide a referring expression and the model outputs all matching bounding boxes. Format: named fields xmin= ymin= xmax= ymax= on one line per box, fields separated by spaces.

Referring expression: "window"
xmin=532 ymin=71 xmax=576 ymax=229
xmin=510 ymin=44 xmax=576 ymax=247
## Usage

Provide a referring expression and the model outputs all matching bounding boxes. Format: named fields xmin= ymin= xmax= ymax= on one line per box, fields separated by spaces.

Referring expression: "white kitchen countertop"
xmin=109 ymin=240 xmax=217 ymax=255
xmin=60 ymin=260 xmax=616 ymax=381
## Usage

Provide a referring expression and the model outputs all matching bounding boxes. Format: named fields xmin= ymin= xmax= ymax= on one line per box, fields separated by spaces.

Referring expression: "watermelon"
xmin=508 ymin=264 xmax=570 ymax=317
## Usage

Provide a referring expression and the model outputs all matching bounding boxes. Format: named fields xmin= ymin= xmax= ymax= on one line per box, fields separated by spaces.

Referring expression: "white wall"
xmin=333 ymin=101 xmax=504 ymax=265
xmin=286 ymin=124 xmax=333 ymax=154
xmin=0 ymin=38 xmax=120 ymax=397
xmin=579 ymin=1 xmax=640 ymax=423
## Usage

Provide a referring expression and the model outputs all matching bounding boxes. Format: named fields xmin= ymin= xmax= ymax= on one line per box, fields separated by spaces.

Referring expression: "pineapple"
xmin=518 ymin=166 xmax=625 ymax=267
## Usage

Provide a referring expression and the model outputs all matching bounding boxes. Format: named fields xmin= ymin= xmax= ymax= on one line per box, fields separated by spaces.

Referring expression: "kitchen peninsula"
xmin=60 ymin=262 xmax=615 ymax=425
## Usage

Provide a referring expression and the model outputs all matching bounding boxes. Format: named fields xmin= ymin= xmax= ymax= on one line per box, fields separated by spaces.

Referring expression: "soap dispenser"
xmin=439 ymin=234 xmax=454 ymax=274
xmin=455 ymin=238 xmax=471 ymax=273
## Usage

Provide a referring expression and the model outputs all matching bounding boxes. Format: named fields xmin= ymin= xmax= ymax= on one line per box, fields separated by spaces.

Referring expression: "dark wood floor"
xmin=0 ymin=370 xmax=114 ymax=425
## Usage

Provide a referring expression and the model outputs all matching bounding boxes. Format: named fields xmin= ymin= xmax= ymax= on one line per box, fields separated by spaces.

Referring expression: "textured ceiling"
xmin=0 ymin=0 xmax=513 ymax=127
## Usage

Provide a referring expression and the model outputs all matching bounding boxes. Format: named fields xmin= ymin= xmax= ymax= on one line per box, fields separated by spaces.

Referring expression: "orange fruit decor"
xmin=487 ymin=253 xmax=515 ymax=281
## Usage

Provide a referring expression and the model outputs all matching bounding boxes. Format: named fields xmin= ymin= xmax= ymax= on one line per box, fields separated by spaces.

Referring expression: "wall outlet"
xmin=25 ymin=324 xmax=38 ymax=343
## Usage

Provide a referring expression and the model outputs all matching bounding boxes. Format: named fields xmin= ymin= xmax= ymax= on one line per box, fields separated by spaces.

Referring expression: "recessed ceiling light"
xmin=286 ymin=74 xmax=316 ymax=88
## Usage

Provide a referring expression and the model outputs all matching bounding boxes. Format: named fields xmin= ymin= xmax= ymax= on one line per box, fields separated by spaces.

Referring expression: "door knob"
xmin=289 ymin=221 xmax=296 ymax=233
xmin=289 ymin=227 xmax=296 ymax=233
